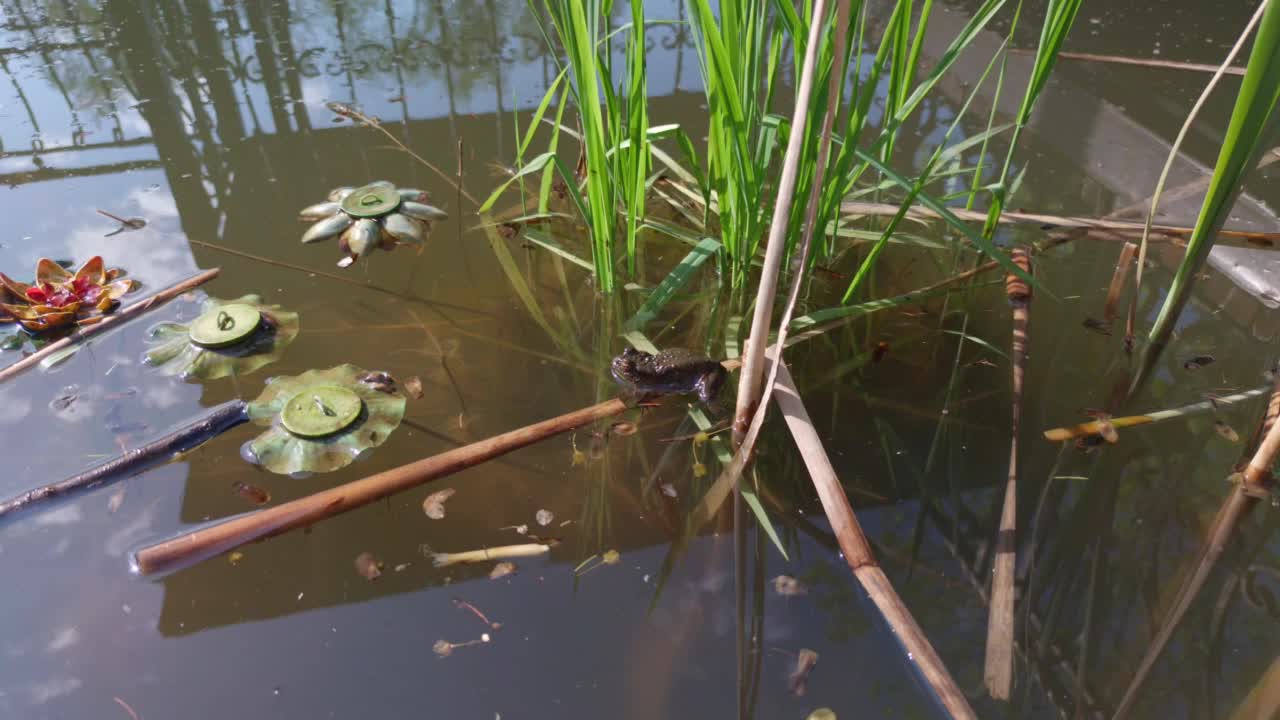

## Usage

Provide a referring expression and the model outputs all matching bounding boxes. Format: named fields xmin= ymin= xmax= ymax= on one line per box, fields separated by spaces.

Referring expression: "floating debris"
xmin=693 ymin=461 xmax=708 ymax=478
xmin=432 ymin=541 xmax=556 ymax=568
xmin=788 ymin=649 xmax=820 ymax=696
xmin=1213 ymin=420 xmax=1240 ymax=443
xmin=608 ymin=420 xmax=637 ymax=437
xmin=773 ymin=575 xmax=807 ymax=597
xmin=433 ymin=638 xmax=484 ymax=657
xmin=355 ymin=552 xmax=384 ymax=580
xmin=489 ymin=562 xmax=517 ymax=580
xmin=404 ymin=376 xmax=425 ymax=399
xmin=453 ymin=598 xmax=502 ymax=630
xmin=107 ymin=489 xmax=125 ymax=514
xmin=535 ymin=509 xmax=554 ymax=526
xmin=576 ymin=549 xmax=622 ymax=576
xmin=871 ymin=340 xmax=890 ymax=363
xmin=422 ymin=488 xmax=456 ymax=519
xmin=232 ymin=481 xmax=271 ymax=506
xmin=499 ymin=524 xmax=529 ymax=535
xmin=143 ymin=295 xmax=299 ymax=381
xmin=806 ymin=709 xmax=837 ymax=720
xmin=660 ymin=483 xmax=678 ymax=498
xmin=602 ymin=549 xmax=621 ymax=565
xmin=95 ymin=209 xmax=146 ymax=236
xmin=588 ymin=432 xmax=608 ymax=460
xmin=228 ymin=551 xmax=244 ymax=566
xmin=1081 ymin=317 xmax=1112 ymax=336
xmin=1184 ymin=354 xmax=1216 ymax=371
xmin=393 ymin=563 xmax=411 ymax=572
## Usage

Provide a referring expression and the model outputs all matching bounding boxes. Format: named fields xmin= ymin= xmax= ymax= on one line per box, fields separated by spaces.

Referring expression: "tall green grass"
xmin=1138 ymin=0 xmax=1280 ymax=377
xmin=488 ymin=0 xmax=1081 ymax=300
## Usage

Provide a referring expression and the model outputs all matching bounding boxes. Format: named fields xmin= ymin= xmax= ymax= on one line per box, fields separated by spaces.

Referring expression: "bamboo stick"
xmin=1042 ymin=385 xmax=1271 ymax=442
xmin=731 ymin=0 xmax=829 ymax=447
xmin=0 ymin=268 xmax=221 ymax=383
xmin=0 ymin=400 xmax=248 ymax=521
xmin=1010 ymin=47 xmax=1247 ymax=76
xmin=1111 ymin=381 xmax=1280 ymax=718
xmin=986 ymin=247 xmax=1032 ymax=699
xmin=839 ymin=201 xmax=1280 ymax=246
xmin=132 ymin=396 xmax=631 ymax=576
xmin=771 ymin=359 xmax=976 ymax=719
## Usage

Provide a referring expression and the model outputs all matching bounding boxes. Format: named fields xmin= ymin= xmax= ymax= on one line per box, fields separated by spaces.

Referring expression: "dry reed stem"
xmin=839 ymin=201 xmax=1280 ymax=247
xmin=732 ymin=0 xmax=830 ymax=447
xmin=985 ymin=247 xmax=1032 ymax=699
xmin=1111 ymin=381 xmax=1280 ymax=718
xmin=133 ymin=396 xmax=632 ymax=575
xmin=1010 ymin=48 xmax=1247 ymax=76
xmin=0 ymin=268 xmax=221 ymax=383
xmin=771 ymin=358 xmax=976 ymax=719
xmin=1103 ymin=242 xmax=1137 ymax=325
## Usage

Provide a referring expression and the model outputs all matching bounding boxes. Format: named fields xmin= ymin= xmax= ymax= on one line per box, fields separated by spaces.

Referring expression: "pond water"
xmin=0 ymin=0 xmax=1277 ymax=718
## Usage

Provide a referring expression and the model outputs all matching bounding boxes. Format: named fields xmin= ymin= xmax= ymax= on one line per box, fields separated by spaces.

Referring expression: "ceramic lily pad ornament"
xmin=298 ymin=181 xmax=448 ymax=268
xmin=242 ymin=364 xmax=406 ymax=476
xmin=143 ymin=295 xmax=299 ymax=380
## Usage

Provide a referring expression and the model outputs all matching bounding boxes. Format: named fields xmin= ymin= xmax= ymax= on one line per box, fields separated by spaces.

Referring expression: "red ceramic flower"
xmin=1 ymin=257 xmax=134 ymax=332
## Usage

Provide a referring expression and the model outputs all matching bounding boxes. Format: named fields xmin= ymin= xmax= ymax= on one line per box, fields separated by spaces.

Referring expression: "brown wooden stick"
xmin=771 ymin=360 xmax=975 ymax=719
xmin=1111 ymin=382 xmax=1280 ymax=718
xmin=1010 ymin=47 xmax=1247 ymax=76
xmin=839 ymin=201 xmax=1280 ymax=246
xmin=1103 ymin=242 xmax=1138 ymax=325
xmin=133 ymin=396 xmax=631 ymax=576
xmin=0 ymin=267 xmax=221 ymax=383
xmin=0 ymin=400 xmax=248 ymax=521
xmin=985 ymin=247 xmax=1032 ymax=699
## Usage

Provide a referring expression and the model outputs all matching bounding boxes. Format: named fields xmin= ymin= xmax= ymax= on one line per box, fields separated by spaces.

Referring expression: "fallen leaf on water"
xmin=535 ymin=509 xmax=554 ymax=526
xmin=355 ymin=552 xmax=383 ymax=580
xmin=1082 ymin=317 xmax=1112 ymax=336
xmin=609 ymin=421 xmax=637 ymax=437
xmin=489 ymin=562 xmax=517 ymax=580
xmin=602 ymin=549 xmax=621 ymax=565
xmin=422 ymin=488 xmax=456 ymax=519
xmin=1214 ymin=420 xmax=1240 ymax=443
xmin=404 ymin=376 xmax=424 ymax=399
xmin=773 ymin=575 xmax=807 ymax=596
xmin=1183 ymin=354 xmax=1215 ymax=371
xmin=228 ymin=551 xmax=244 ymax=566
xmin=107 ymin=489 xmax=125 ymax=514
xmin=788 ymin=649 xmax=820 ymax=696
xmin=232 ymin=480 xmax=271 ymax=505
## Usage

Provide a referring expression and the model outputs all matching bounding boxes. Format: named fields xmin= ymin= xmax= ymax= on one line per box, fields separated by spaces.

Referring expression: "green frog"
xmin=610 ymin=347 xmax=727 ymax=404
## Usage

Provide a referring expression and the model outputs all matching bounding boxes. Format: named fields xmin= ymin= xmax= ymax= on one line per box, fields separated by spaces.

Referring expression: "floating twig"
xmin=1103 ymin=242 xmax=1137 ymax=326
xmin=1042 ymin=385 xmax=1271 ymax=442
xmin=0 ymin=399 xmax=248 ymax=521
xmin=770 ymin=357 xmax=976 ymax=719
xmin=431 ymin=541 xmax=555 ymax=568
xmin=839 ymin=201 xmax=1280 ymax=248
xmin=0 ymin=267 xmax=220 ymax=383
xmin=1112 ymin=380 xmax=1280 ymax=718
xmin=986 ymin=247 xmax=1032 ymax=699
xmin=1010 ymin=47 xmax=1246 ymax=76
xmin=452 ymin=598 xmax=502 ymax=630
xmin=132 ymin=396 xmax=637 ymax=575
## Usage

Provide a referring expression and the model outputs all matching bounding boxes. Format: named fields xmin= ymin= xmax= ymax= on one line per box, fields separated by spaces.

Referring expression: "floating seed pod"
xmin=299 ymin=181 xmax=447 ymax=268
xmin=242 ymin=364 xmax=406 ymax=476
xmin=143 ymin=295 xmax=299 ymax=381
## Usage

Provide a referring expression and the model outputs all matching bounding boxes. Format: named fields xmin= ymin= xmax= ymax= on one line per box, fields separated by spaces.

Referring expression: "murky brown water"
xmin=0 ymin=1 xmax=1277 ymax=718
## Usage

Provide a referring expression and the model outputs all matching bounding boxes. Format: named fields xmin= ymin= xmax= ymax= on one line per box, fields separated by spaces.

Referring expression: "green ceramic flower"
xmin=298 ymin=181 xmax=447 ymax=268
xmin=144 ymin=295 xmax=299 ymax=380
xmin=243 ymin=364 xmax=406 ymax=476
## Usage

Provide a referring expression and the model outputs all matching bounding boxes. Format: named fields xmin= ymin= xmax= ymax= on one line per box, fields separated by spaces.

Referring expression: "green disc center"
xmin=341 ymin=182 xmax=401 ymax=218
xmin=281 ymin=385 xmax=363 ymax=438
xmin=189 ymin=303 xmax=262 ymax=348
